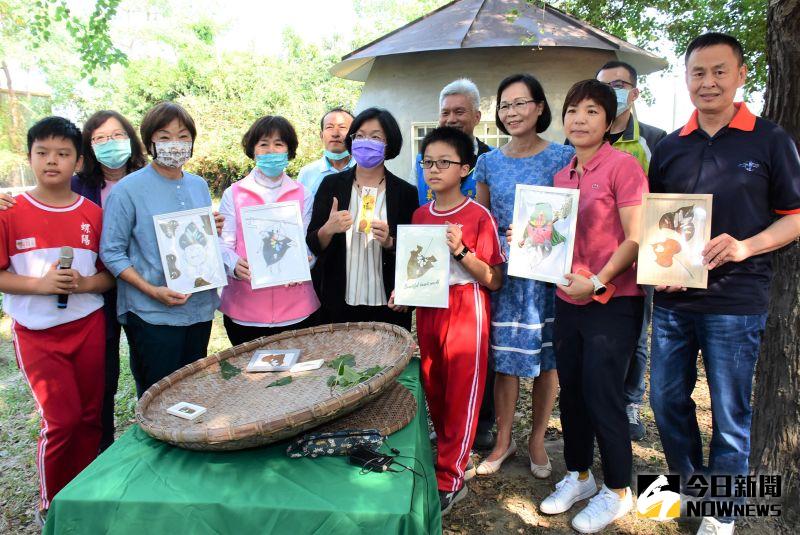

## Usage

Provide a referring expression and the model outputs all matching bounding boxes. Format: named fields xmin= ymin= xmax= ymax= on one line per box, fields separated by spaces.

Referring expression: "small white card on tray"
xmin=246 ymin=349 xmax=302 ymax=372
xmin=289 ymin=359 xmax=325 ymax=373
xmin=167 ymin=402 xmax=207 ymax=420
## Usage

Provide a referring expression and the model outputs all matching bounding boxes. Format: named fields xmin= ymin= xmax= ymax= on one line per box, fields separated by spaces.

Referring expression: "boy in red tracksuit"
xmin=391 ymin=126 xmax=504 ymax=514
xmin=0 ymin=117 xmax=114 ymax=520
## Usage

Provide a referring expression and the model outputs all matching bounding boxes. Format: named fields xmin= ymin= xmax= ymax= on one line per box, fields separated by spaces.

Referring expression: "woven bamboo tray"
xmin=309 ymin=380 xmax=417 ymax=437
xmin=136 ymin=322 xmax=415 ymax=451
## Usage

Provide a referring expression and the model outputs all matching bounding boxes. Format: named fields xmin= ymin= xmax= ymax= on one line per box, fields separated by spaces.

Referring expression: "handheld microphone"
xmin=57 ymin=246 xmax=74 ymax=309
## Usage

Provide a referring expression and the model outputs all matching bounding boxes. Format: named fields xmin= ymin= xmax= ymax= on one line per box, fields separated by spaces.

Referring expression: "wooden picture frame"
xmin=637 ymin=193 xmax=713 ymax=289
xmin=507 ymin=185 xmax=580 ymax=285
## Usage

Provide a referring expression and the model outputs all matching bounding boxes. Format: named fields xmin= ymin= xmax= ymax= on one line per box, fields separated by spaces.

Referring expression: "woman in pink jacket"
xmin=218 ymin=116 xmax=320 ymax=345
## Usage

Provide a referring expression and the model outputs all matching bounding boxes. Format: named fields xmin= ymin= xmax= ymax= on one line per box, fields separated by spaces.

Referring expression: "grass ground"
xmin=0 ymin=313 xmax=785 ymax=534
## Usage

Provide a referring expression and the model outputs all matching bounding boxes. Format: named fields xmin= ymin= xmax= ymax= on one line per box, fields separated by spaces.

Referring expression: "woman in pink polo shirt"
xmin=218 ymin=116 xmax=321 ymax=346
xmin=538 ymin=80 xmax=648 ymax=533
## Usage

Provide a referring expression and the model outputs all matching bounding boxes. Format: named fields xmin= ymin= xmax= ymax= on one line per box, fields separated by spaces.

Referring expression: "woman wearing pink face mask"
xmin=306 ymin=107 xmax=417 ymax=330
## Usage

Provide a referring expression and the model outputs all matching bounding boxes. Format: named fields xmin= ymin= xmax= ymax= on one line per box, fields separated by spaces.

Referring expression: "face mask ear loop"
xmin=151 ymin=142 xmax=159 ymax=161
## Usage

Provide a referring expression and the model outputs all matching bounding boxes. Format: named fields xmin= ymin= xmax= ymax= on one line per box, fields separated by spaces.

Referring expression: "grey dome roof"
xmin=332 ymin=0 xmax=668 ymax=81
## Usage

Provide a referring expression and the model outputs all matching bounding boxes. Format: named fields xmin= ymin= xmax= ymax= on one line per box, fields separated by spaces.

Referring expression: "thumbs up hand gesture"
xmin=323 ymin=197 xmax=353 ymax=235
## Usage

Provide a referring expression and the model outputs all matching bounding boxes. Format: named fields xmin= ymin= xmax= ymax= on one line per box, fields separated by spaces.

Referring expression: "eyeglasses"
xmin=91 ymin=131 xmax=129 ymax=145
xmin=350 ymin=133 xmax=386 ymax=143
xmin=421 ymin=159 xmax=463 ymax=169
xmin=603 ymin=79 xmax=635 ymax=90
xmin=497 ymin=99 xmax=536 ymax=114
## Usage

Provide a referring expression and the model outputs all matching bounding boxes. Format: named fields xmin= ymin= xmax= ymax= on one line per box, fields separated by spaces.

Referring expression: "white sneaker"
xmin=697 ymin=517 xmax=735 ymax=535
xmin=571 ymin=485 xmax=632 ymax=534
xmin=539 ymin=471 xmax=597 ymax=515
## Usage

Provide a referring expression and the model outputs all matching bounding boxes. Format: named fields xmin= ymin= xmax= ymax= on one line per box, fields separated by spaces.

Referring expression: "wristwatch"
xmin=589 ymin=274 xmax=607 ymax=296
xmin=453 ymin=246 xmax=469 ymax=262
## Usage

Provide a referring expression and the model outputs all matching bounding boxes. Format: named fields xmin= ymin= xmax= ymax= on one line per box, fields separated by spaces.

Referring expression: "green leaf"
xmin=219 ymin=360 xmax=241 ymax=380
xmin=340 ymin=365 xmax=362 ymax=385
xmin=327 ymin=354 xmax=356 ymax=370
xmin=267 ymin=376 xmax=293 ymax=388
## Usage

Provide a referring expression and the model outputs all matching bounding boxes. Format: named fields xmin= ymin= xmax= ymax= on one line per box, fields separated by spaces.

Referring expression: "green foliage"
xmin=27 ymin=0 xmax=128 ymax=81
xmin=327 ymin=354 xmax=357 ymax=370
xmin=78 ymin=22 xmax=361 ymax=194
xmin=549 ymin=0 xmax=767 ymax=93
xmin=219 ymin=360 xmax=241 ymax=380
xmin=266 ymin=376 xmax=293 ymax=388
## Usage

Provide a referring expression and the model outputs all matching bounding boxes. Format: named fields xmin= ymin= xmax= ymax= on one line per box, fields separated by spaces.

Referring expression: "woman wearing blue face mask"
xmin=306 ymin=107 xmax=417 ymax=330
xmin=76 ymin=111 xmax=147 ymax=452
xmin=218 ymin=116 xmax=321 ymax=345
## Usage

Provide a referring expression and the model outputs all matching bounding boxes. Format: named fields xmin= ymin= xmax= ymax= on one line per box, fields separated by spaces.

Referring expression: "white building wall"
xmin=353 ymin=47 xmax=616 ymax=181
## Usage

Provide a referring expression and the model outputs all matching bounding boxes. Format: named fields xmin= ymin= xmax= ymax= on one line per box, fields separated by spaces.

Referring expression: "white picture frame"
xmin=246 ymin=349 xmax=302 ymax=372
xmin=153 ymin=206 xmax=227 ymax=294
xmin=167 ymin=402 xmax=207 ymax=420
xmin=394 ymin=225 xmax=450 ymax=308
xmin=637 ymin=193 xmax=713 ymax=289
xmin=507 ymin=185 xmax=580 ymax=285
xmin=240 ymin=201 xmax=311 ymax=289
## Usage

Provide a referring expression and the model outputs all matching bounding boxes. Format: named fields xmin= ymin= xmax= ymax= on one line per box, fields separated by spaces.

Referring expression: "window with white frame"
xmin=411 ymin=121 xmax=510 ymax=168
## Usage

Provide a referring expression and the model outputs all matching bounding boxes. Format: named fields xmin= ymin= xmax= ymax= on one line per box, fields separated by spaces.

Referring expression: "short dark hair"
xmin=420 ymin=126 xmax=474 ymax=180
xmin=685 ymin=32 xmax=744 ymax=66
xmin=320 ymin=107 xmax=354 ymax=131
xmin=596 ymin=61 xmax=638 ymax=87
xmin=495 ymin=74 xmax=552 ymax=135
xmin=241 ymin=116 xmax=299 ymax=160
xmin=78 ymin=110 xmax=147 ymax=189
xmin=345 ymin=107 xmax=403 ymax=160
xmin=27 ymin=116 xmax=82 ymax=156
xmin=562 ymin=80 xmax=617 ymax=140
xmin=140 ymin=101 xmax=197 ymax=157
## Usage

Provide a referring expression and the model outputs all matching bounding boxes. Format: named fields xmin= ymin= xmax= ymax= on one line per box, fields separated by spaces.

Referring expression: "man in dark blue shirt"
xmin=648 ymin=33 xmax=800 ymax=535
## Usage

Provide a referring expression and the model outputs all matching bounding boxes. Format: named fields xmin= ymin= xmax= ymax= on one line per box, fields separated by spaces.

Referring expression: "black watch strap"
xmin=453 ymin=246 xmax=469 ymax=262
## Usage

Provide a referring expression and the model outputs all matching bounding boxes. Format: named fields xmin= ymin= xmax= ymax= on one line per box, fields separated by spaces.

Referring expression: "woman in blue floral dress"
xmin=474 ymin=74 xmax=574 ymax=478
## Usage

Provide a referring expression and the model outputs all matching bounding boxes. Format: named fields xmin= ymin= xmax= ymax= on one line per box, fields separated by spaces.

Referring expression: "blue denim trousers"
xmin=649 ymin=306 xmax=767 ymax=484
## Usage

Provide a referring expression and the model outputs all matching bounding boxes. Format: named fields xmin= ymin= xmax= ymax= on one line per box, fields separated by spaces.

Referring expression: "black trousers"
xmin=99 ymin=312 xmax=121 ymax=452
xmin=222 ymin=309 xmax=323 ymax=347
xmin=554 ymin=296 xmax=643 ymax=489
xmin=331 ymin=302 xmax=413 ymax=332
xmin=124 ymin=313 xmax=212 ymax=398
xmin=477 ymin=366 xmax=495 ymax=436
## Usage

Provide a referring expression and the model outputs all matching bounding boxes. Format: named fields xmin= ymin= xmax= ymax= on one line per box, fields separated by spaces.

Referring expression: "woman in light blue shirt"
xmin=100 ymin=102 xmax=220 ymax=397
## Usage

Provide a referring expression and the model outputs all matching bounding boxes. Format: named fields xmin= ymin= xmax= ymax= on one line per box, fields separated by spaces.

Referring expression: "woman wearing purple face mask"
xmin=307 ymin=107 xmax=417 ymax=330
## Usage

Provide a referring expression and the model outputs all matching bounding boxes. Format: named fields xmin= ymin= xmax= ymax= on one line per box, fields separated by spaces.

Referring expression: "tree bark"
xmin=1 ymin=59 xmax=23 ymax=152
xmin=751 ymin=0 xmax=800 ymax=529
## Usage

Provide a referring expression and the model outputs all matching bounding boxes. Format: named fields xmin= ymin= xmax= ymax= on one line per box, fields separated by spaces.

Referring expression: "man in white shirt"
xmin=297 ymin=108 xmax=355 ymax=195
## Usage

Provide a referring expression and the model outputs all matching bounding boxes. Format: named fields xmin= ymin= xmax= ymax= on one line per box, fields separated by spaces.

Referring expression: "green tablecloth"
xmin=45 ymin=359 xmax=440 ymax=535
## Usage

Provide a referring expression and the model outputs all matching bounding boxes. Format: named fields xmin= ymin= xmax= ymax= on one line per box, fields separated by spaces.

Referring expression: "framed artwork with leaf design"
xmin=153 ymin=206 xmax=227 ymax=294
xmin=394 ymin=224 xmax=450 ymax=308
xmin=637 ymin=193 xmax=713 ymax=289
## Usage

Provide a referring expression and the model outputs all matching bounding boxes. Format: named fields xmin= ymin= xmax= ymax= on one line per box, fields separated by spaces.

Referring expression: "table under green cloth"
xmin=44 ymin=359 xmax=441 ymax=535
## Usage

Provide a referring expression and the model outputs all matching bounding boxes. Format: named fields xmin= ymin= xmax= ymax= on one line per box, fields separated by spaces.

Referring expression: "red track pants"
xmin=417 ymin=282 xmax=489 ymax=492
xmin=12 ymin=309 xmax=105 ymax=510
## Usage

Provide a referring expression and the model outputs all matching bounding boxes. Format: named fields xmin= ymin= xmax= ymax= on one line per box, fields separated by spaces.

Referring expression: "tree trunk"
xmin=0 ymin=59 xmax=22 ymax=153
xmin=751 ymin=0 xmax=800 ymax=529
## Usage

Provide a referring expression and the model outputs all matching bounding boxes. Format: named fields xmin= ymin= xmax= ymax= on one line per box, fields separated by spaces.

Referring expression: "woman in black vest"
xmin=306 ymin=107 xmax=417 ymax=330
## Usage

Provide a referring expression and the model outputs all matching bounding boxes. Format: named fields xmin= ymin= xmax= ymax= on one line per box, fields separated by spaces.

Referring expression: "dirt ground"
xmin=0 ymin=314 xmax=788 ymax=534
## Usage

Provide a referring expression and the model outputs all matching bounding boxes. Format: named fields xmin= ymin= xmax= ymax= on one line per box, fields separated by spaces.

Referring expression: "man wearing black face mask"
xmin=596 ymin=61 xmax=666 ymax=443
